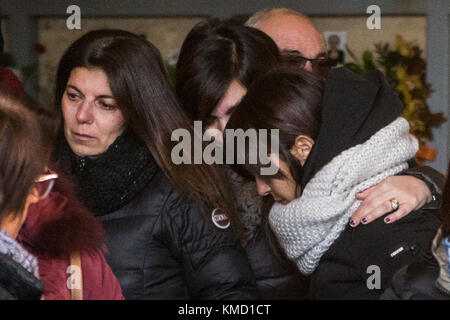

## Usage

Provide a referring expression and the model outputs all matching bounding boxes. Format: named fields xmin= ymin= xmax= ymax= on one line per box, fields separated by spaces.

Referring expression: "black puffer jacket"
xmin=98 ymin=168 xmax=258 ymax=299
xmin=54 ymin=130 xmax=259 ymax=300
xmin=245 ymin=231 xmax=309 ymax=299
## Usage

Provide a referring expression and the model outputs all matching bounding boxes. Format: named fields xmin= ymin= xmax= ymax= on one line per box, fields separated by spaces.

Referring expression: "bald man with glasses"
xmin=246 ymin=8 xmax=329 ymax=75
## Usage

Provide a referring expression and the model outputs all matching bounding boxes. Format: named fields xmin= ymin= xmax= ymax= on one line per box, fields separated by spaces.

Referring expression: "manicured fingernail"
xmin=350 ymin=219 xmax=355 ymax=226
xmin=362 ymin=218 xmax=367 ymax=223
xmin=384 ymin=217 xmax=390 ymax=223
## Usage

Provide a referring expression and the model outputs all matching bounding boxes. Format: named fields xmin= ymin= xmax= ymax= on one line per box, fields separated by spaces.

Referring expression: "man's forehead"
xmin=256 ymin=14 xmax=326 ymax=58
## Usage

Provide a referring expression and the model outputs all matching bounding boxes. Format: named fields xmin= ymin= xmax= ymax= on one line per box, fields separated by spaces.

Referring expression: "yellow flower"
xmin=396 ymin=67 xmax=407 ymax=80
xmin=395 ymin=67 xmax=422 ymax=103
xmin=396 ymin=83 xmax=411 ymax=103
xmin=396 ymin=35 xmax=414 ymax=58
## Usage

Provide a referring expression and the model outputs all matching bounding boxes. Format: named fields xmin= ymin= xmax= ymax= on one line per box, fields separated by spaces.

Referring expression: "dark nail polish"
xmin=385 ymin=218 xmax=390 ymax=223
xmin=362 ymin=218 xmax=367 ymax=223
xmin=350 ymin=219 xmax=355 ymax=226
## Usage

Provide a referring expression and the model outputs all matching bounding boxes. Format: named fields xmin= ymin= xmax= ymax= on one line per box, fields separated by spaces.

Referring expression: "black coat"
xmin=54 ymin=129 xmax=259 ymax=300
xmin=245 ymin=230 xmax=309 ymax=299
xmin=380 ymin=251 xmax=450 ymax=300
xmin=0 ymin=253 xmax=42 ymax=300
xmin=227 ymin=169 xmax=309 ymax=300
xmin=307 ymin=164 xmax=444 ymax=300
xmin=309 ymin=200 xmax=441 ymax=299
xmin=97 ymin=167 xmax=259 ymax=300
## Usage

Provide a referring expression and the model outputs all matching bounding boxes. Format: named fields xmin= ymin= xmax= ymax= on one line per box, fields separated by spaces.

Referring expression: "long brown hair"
xmin=0 ymin=88 xmax=56 ymax=222
xmin=54 ymin=29 xmax=238 ymax=228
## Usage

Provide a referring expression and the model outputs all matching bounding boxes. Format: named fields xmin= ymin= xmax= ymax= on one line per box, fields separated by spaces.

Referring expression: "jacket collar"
xmin=18 ymin=172 xmax=106 ymax=259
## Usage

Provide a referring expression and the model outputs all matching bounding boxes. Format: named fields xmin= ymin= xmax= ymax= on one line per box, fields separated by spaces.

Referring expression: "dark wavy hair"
xmin=54 ymin=29 xmax=238 ymax=228
xmin=175 ymin=18 xmax=281 ymax=122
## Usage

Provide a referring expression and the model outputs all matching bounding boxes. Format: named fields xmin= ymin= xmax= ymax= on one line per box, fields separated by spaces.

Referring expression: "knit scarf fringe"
xmin=269 ymin=117 xmax=418 ymax=275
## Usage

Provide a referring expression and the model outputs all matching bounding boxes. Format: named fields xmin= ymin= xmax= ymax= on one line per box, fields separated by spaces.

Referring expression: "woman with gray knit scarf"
xmin=175 ymin=19 xmax=442 ymax=299
xmin=225 ymin=63 xmax=444 ymax=299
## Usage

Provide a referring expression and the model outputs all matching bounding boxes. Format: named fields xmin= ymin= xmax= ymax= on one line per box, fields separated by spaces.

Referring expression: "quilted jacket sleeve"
xmin=162 ymin=190 xmax=259 ymax=300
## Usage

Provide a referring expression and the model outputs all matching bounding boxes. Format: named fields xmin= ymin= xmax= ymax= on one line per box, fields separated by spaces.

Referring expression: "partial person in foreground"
xmin=18 ymin=166 xmax=124 ymax=300
xmin=0 ymin=88 xmax=51 ymax=299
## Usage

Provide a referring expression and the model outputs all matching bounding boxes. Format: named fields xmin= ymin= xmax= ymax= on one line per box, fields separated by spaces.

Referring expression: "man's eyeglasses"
xmin=282 ymin=50 xmax=331 ymax=78
xmin=34 ymin=168 xmax=58 ymax=200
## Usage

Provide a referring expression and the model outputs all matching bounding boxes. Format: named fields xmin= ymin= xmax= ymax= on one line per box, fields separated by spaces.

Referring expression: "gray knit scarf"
xmin=269 ymin=117 xmax=418 ymax=275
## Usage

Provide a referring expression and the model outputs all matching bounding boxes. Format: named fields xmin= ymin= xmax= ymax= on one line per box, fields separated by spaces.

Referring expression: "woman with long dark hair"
xmin=224 ymin=62 xmax=443 ymax=299
xmin=176 ymin=19 xmax=310 ymax=299
xmin=52 ymin=29 xmax=257 ymax=299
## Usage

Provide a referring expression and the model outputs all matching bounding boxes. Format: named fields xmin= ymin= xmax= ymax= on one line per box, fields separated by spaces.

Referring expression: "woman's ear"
xmin=18 ymin=188 xmax=41 ymax=226
xmin=290 ymin=135 xmax=315 ymax=166
xmin=28 ymin=187 xmax=41 ymax=205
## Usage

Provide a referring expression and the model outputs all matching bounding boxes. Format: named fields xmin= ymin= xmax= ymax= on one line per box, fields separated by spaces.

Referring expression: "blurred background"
xmin=0 ymin=0 xmax=448 ymax=173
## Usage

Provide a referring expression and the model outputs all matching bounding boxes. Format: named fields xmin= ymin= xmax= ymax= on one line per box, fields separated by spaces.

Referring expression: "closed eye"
xmin=205 ymin=116 xmax=217 ymax=127
xmin=66 ymin=85 xmax=83 ymax=101
xmin=67 ymin=92 xmax=79 ymax=100
xmin=97 ymin=101 xmax=116 ymax=110
xmin=65 ymin=91 xmax=82 ymax=102
xmin=225 ymin=106 xmax=236 ymax=116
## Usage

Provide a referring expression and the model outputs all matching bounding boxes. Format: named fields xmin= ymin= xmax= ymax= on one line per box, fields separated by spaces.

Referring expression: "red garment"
xmin=0 ymin=65 xmax=24 ymax=96
xmin=18 ymin=172 xmax=124 ymax=300
xmin=37 ymin=249 xmax=123 ymax=300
